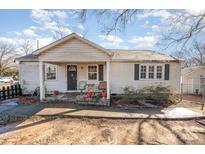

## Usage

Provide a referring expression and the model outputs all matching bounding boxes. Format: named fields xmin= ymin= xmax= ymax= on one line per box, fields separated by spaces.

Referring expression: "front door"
xmin=67 ymin=65 xmax=77 ymax=90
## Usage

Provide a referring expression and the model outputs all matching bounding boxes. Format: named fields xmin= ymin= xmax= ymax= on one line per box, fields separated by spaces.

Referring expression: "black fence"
xmin=0 ymin=84 xmax=22 ymax=100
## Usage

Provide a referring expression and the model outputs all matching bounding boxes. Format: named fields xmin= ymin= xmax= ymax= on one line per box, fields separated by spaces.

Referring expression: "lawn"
xmin=0 ymin=117 xmax=205 ymax=144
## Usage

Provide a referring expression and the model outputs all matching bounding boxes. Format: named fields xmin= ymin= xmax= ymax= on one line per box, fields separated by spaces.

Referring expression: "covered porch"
xmin=38 ymin=61 xmax=111 ymax=105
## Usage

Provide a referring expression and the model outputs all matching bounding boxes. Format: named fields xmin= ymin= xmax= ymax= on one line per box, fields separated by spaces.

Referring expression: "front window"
xmin=156 ymin=66 xmax=162 ymax=79
xmin=88 ymin=65 xmax=97 ymax=80
xmin=148 ymin=66 xmax=154 ymax=79
xmin=140 ymin=65 xmax=147 ymax=79
xmin=45 ymin=64 xmax=57 ymax=80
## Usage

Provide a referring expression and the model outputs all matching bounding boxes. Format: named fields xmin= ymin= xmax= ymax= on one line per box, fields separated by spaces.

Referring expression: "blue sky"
xmin=0 ymin=9 xmax=204 ymax=55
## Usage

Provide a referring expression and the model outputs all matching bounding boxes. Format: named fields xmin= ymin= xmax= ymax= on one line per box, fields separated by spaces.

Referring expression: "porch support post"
xmin=39 ymin=61 xmax=45 ymax=100
xmin=106 ymin=61 xmax=110 ymax=100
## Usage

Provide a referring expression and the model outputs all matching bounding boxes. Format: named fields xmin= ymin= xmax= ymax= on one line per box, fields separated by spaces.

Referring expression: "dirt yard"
xmin=0 ymin=117 xmax=205 ymax=145
xmin=183 ymin=94 xmax=203 ymax=103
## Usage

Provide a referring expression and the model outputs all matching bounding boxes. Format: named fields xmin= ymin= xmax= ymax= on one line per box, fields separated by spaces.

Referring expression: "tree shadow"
xmin=134 ymin=116 xmax=189 ymax=145
xmin=0 ymin=108 xmax=82 ymax=135
xmin=156 ymin=120 xmax=187 ymax=144
xmin=136 ymin=115 xmax=152 ymax=144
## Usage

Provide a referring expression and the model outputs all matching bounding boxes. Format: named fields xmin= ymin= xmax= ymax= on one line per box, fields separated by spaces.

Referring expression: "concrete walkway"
xmin=1 ymin=102 xmax=205 ymax=120
xmin=34 ymin=106 xmax=205 ymax=119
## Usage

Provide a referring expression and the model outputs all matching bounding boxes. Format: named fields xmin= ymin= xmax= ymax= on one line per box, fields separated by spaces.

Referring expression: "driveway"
xmin=0 ymin=100 xmax=18 ymax=113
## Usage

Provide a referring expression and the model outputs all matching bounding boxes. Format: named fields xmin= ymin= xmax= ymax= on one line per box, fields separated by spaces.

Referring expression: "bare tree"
xmin=190 ymin=41 xmax=205 ymax=65
xmin=172 ymin=40 xmax=205 ymax=67
xmin=0 ymin=41 xmax=17 ymax=76
xmin=159 ymin=10 xmax=205 ymax=49
xmin=52 ymin=23 xmax=69 ymax=40
xmin=18 ymin=39 xmax=35 ymax=55
xmin=77 ymin=10 xmax=205 ymax=50
xmin=172 ymin=50 xmax=193 ymax=67
xmin=77 ymin=9 xmax=143 ymax=35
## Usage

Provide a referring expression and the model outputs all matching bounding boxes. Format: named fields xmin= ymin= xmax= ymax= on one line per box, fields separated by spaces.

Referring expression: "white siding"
xmin=19 ymin=61 xmax=181 ymax=94
xmin=110 ymin=62 xmax=181 ymax=94
xmin=182 ymin=68 xmax=205 ymax=94
xmin=38 ymin=38 xmax=110 ymax=62
xmin=19 ymin=62 xmax=39 ymax=94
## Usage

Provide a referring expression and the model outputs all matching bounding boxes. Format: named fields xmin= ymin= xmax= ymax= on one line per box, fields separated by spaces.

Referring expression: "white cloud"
xmin=31 ymin=9 xmax=67 ymax=23
xmin=29 ymin=26 xmax=38 ymax=30
xmin=77 ymin=24 xmax=85 ymax=31
xmin=100 ymin=42 xmax=128 ymax=49
xmin=98 ymin=34 xmax=128 ymax=49
xmin=0 ymin=36 xmax=54 ymax=55
xmin=31 ymin=10 xmax=51 ymax=23
xmin=14 ymin=32 xmax=22 ymax=36
xmin=23 ymin=29 xmax=38 ymax=37
xmin=0 ymin=37 xmax=18 ymax=45
xmin=37 ymin=37 xmax=53 ymax=48
xmin=99 ymin=34 xmax=123 ymax=46
xmin=185 ymin=9 xmax=205 ymax=16
xmin=31 ymin=10 xmax=72 ymax=37
xmin=151 ymin=25 xmax=160 ymax=32
xmin=128 ymin=36 xmax=158 ymax=48
xmin=138 ymin=10 xmax=172 ymax=20
xmin=145 ymin=20 xmax=149 ymax=25
xmin=52 ymin=10 xmax=67 ymax=19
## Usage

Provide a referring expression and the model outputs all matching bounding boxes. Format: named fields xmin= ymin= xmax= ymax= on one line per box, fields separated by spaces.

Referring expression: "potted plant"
xmin=53 ymin=90 xmax=59 ymax=96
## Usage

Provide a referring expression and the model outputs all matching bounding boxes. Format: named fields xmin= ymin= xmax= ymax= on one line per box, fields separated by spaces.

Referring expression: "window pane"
xmin=88 ymin=66 xmax=97 ymax=72
xmin=88 ymin=65 xmax=97 ymax=80
xmin=148 ymin=66 xmax=154 ymax=79
xmin=140 ymin=65 xmax=146 ymax=79
xmin=46 ymin=64 xmax=57 ymax=80
xmin=156 ymin=66 xmax=162 ymax=79
xmin=88 ymin=73 xmax=97 ymax=80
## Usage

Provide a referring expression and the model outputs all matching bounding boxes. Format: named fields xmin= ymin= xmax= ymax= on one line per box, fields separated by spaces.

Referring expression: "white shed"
xmin=182 ymin=66 xmax=205 ymax=95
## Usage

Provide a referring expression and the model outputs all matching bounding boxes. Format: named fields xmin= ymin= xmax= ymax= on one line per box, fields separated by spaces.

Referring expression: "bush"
xmin=122 ymin=86 xmax=137 ymax=102
xmin=122 ymin=84 xmax=177 ymax=107
xmin=137 ymin=85 xmax=171 ymax=106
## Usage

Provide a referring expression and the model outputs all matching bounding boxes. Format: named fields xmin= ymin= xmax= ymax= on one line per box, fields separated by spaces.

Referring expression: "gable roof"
xmin=16 ymin=34 xmax=182 ymax=63
xmin=33 ymin=33 xmax=112 ymax=56
xmin=110 ymin=49 xmax=181 ymax=62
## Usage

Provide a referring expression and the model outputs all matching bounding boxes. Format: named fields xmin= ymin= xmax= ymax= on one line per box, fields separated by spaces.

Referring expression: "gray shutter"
xmin=164 ymin=64 xmax=170 ymax=80
xmin=134 ymin=64 xmax=139 ymax=80
xmin=98 ymin=64 xmax=103 ymax=81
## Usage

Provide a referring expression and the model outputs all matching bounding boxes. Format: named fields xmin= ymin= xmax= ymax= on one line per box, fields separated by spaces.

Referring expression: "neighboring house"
xmin=16 ymin=33 xmax=182 ymax=100
xmin=182 ymin=66 xmax=205 ymax=95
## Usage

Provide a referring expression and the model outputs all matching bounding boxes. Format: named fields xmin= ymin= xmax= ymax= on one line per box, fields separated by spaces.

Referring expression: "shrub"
xmin=122 ymin=84 xmax=177 ymax=107
xmin=137 ymin=85 xmax=171 ymax=106
xmin=122 ymin=86 xmax=137 ymax=103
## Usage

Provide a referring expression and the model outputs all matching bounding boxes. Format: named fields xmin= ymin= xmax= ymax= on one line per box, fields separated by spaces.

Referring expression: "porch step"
xmin=76 ymin=101 xmax=110 ymax=106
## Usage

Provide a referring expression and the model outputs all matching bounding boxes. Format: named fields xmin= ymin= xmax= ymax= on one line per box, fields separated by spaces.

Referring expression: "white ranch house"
xmin=16 ymin=33 xmax=182 ymax=102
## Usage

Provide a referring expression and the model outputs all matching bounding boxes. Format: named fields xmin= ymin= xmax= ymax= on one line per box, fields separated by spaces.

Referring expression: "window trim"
xmin=45 ymin=63 xmax=58 ymax=81
xmin=140 ymin=65 xmax=147 ymax=79
xmin=139 ymin=64 xmax=164 ymax=80
xmin=87 ymin=64 xmax=98 ymax=81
